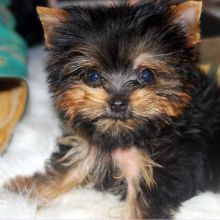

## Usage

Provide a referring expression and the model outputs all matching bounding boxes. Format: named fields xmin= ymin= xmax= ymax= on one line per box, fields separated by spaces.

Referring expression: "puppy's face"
xmin=38 ymin=1 xmax=202 ymax=139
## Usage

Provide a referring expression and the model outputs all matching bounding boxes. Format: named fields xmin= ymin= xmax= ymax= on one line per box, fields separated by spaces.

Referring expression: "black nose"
xmin=109 ymin=95 xmax=128 ymax=113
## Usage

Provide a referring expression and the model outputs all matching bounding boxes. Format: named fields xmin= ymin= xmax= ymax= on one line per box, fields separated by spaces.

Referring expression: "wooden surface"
xmin=200 ymin=37 xmax=220 ymax=83
xmin=0 ymin=79 xmax=27 ymax=153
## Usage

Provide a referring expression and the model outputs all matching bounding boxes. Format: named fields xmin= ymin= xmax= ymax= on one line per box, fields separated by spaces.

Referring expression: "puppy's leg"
xmin=8 ymin=167 xmax=80 ymax=203
xmin=7 ymin=135 xmax=94 ymax=204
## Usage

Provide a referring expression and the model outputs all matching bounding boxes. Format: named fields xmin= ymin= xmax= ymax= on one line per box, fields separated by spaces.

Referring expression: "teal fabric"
xmin=0 ymin=1 xmax=28 ymax=81
xmin=0 ymin=3 xmax=15 ymax=29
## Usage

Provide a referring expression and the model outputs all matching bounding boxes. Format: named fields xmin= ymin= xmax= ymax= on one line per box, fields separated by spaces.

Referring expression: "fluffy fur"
xmin=0 ymin=45 xmax=220 ymax=220
xmin=5 ymin=0 xmax=220 ymax=219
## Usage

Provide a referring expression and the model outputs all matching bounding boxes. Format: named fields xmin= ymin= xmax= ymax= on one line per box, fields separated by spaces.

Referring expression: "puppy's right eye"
xmin=85 ymin=69 xmax=101 ymax=86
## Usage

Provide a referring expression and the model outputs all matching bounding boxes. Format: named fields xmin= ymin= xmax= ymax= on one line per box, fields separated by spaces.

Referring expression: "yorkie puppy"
xmin=8 ymin=0 xmax=220 ymax=219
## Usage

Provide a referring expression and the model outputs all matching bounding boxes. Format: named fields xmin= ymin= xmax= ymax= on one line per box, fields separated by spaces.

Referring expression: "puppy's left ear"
xmin=170 ymin=1 xmax=202 ymax=47
xmin=37 ymin=7 xmax=69 ymax=48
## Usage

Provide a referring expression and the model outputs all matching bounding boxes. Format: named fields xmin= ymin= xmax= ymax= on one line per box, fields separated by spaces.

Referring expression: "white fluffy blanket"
xmin=0 ymin=46 xmax=220 ymax=219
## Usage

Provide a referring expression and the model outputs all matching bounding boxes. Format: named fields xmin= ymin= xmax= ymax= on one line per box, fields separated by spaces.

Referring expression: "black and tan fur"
xmin=7 ymin=0 xmax=220 ymax=219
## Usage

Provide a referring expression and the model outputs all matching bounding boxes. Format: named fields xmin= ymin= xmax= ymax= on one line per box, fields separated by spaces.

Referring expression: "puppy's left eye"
xmin=138 ymin=69 xmax=155 ymax=85
xmin=85 ymin=69 xmax=101 ymax=86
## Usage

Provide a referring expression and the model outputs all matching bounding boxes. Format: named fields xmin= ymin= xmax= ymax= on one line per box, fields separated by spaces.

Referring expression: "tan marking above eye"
xmin=62 ymin=58 xmax=95 ymax=78
xmin=133 ymin=53 xmax=175 ymax=75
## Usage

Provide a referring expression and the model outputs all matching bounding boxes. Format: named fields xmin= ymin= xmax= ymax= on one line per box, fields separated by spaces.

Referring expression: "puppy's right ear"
xmin=37 ymin=7 xmax=69 ymax=48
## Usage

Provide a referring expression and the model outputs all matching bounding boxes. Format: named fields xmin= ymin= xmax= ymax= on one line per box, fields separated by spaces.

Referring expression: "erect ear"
xmin=170 ymin=1 xmax=202 ymax=47
xmin=37 ymin=7 xmax=69 ymax=48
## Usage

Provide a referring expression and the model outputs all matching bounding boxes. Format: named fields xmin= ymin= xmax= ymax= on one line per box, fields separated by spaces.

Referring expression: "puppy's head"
xmin=37 ymin=1 xmax=202 ymax=146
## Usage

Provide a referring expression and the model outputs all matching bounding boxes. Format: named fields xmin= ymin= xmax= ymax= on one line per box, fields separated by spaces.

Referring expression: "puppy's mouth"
xmin=92 ymin=111 xmax=131 ymax=122
xmin=107 ymin=112 xmax=130 ymax=120
xmin=89 ymin=110 xmax=139 ymax=133
xmin=104 ymin=105 xmax=132 ymax=120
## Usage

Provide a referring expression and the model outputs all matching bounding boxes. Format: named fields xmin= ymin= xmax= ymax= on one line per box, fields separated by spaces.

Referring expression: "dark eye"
xmin=138 ymin=69 xmax=155 ymax=85
xmin=85 ymin=69 xmax=101 ymax=86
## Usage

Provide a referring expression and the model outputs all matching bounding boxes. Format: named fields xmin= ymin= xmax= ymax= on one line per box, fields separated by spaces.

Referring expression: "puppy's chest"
xmin=93 ymin=147 xmax=157 ymax=195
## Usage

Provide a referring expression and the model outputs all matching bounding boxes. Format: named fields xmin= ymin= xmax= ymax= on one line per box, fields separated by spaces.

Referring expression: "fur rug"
xmin=0 ymin=45 xmax=220 ymax=219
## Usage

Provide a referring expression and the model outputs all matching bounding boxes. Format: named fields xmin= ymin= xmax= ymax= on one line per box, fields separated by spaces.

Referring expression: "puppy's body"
xmin=8 ymin=0 xmax=220 ymax=219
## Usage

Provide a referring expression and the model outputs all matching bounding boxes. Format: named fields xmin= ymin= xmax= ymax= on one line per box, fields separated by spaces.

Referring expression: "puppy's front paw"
xmin=6 ymin=176 xmax=34 ymax=194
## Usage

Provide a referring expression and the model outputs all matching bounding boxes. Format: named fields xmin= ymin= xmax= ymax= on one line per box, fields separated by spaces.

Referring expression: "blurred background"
xmin=8 ymin=0 xmax=220 ymax=46
xmin=0 ymin=0 xmax=220 ymax=152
